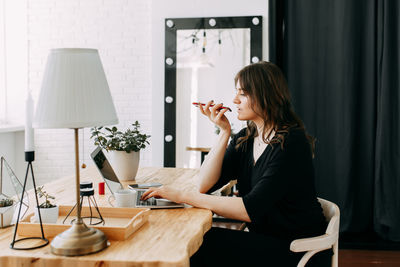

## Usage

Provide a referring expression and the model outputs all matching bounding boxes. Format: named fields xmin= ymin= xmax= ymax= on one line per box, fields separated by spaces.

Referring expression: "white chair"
xmin=290 ymin=198 xmax=340 ymax=267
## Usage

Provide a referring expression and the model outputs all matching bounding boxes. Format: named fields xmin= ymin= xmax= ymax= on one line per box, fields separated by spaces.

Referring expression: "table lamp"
xmin=33 ymin=48 xmax=118 ymax=256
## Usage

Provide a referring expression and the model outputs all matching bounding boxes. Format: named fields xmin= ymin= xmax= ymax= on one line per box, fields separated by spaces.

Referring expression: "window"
xmin=0 ymin=0 xmax=27 ymax=125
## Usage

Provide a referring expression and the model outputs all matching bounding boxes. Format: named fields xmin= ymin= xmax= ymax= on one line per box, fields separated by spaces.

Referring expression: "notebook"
xmin=90 ymin=146 xmax=184 ymax=209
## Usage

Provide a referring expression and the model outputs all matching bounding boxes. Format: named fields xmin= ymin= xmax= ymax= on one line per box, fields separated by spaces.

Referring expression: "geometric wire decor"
xmin=0 ymin=157 xmax=29 ymax=223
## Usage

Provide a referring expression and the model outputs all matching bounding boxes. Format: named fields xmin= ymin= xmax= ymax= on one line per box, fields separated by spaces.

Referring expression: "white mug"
xmin=114 ymin=189 xmax=136 ymax=207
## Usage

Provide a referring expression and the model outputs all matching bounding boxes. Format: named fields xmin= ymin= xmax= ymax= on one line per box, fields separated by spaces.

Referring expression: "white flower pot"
xmin=0 ymin=205 xmax=15 ymax=228
xmin=34 ymin=206 xmax=59 ymax=224
xmin=108 ymin=150 xmax=140 ymax=181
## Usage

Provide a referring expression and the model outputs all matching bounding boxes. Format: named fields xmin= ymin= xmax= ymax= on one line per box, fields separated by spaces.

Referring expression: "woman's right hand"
xmin=199 ymin=100 xmax=231 ymax=134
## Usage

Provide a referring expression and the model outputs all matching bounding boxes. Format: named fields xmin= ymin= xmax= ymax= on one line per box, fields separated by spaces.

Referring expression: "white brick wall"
xmin=28 ymin=0 xmax=152 ymax=184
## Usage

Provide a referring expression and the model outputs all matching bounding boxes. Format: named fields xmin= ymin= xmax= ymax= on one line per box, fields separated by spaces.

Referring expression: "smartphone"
xmin=128 ymin=182 xmax=163 ymax=189
xmin=192 ymin=102 xmax=232 ymax=112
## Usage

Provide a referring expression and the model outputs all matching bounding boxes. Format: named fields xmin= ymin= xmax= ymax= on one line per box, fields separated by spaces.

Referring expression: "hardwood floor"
xmin=212 ymin=222 xmax=400 ymax=266
xmin=339 ymin=249 xmax=400 ymax=267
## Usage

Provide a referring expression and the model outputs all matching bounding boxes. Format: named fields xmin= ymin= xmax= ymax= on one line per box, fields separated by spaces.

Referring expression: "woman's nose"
xmin=233 ymin=95 xmax=240 ymax=104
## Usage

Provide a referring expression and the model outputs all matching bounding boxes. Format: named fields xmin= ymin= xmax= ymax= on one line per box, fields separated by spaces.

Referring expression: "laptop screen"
xmin=91 ymin=147 xmax=122 ymax=194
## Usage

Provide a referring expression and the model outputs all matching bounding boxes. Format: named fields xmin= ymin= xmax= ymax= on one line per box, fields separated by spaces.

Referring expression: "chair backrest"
xmin=290 ymin=197 xmax=340 ymax=267
xmin=318 ymin=198 xmax=340 ymax=236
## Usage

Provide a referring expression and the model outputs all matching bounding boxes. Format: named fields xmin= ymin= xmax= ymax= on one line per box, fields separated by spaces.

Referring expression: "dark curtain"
xmin=269 ymin=0 xmax=400 ymax=243
xmin=374 ymin=0 xmax=400 ymax=242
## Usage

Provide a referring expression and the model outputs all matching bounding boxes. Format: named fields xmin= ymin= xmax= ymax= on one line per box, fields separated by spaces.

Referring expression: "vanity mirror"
xmin=164 ymin=16 xmax=262 ymax=167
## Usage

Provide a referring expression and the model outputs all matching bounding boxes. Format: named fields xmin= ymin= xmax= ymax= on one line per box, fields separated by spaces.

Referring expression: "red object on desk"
xmin=98 ymin=182 xmax=105 ymax=195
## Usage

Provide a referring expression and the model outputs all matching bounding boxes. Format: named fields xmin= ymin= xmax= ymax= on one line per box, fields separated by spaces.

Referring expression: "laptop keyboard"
xmin=136 ymin=190 xmax=157 ymax=206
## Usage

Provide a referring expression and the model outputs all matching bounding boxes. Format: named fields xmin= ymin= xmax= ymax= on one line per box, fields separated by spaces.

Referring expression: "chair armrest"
xmin=290 ymin=233 xmax=338 ymax=252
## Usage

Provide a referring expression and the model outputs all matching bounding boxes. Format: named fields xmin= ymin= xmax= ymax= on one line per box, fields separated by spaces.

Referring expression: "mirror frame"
xmin=164 ymin=16 xmax=263 ymax=167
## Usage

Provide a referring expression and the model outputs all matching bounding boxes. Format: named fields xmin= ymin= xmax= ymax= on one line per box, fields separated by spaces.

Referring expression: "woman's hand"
xmin=199 ymin=100 xmax=231 ymax=134
xmin=140 ymin=186 xmax=184 ymax=203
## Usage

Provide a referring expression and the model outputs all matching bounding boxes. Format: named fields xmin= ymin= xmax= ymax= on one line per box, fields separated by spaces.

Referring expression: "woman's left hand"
xmin=140 ymin=186 xmax=184 ymax=203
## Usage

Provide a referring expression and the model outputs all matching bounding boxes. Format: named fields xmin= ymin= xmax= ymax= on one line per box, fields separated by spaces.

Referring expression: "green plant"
xmin=91 ymin=121 xmax=150 ymax=153
xmin=0 ymin=197 xmax=13 ymax=208
xmin=37 ymin=186 xmax=56 ymax=208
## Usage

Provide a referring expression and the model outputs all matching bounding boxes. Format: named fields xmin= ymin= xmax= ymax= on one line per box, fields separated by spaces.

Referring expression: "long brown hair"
xmin=234 ymin=61 xmax=315 ymax=154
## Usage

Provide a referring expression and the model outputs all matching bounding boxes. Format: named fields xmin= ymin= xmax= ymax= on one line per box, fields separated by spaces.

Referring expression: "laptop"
xmin=90 ymin=146 xmax=184 ymax=209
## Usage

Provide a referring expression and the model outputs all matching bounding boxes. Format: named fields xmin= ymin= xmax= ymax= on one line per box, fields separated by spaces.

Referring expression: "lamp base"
xmin=50 ymin=221 xmax=108 ymax=256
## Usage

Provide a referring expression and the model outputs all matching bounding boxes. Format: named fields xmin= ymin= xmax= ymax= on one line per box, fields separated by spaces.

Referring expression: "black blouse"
xmin=211 ymin=127 xmax=326 ymax=241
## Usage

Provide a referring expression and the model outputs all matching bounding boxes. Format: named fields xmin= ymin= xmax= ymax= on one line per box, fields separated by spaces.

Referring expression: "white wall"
xmin=2 ymin=0 xmax=269 ymax=186
xmin=28 ymin=0 xmax=152 ymax=184
xmin=151 ymin=0 xmax=269 ymax=166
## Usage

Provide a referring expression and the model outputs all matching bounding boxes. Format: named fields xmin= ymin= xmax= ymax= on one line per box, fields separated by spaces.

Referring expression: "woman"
xmin=142 ymin=61 xmax=330 ymax=266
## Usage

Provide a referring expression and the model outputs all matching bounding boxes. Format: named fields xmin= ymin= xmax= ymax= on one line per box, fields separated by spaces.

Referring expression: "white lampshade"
xmin=33 ymin=48 xmax=118 ymax=128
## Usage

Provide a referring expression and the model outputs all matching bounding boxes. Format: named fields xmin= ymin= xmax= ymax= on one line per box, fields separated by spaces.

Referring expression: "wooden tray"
xmin=18 ymin=206 xmax=150 ymax=240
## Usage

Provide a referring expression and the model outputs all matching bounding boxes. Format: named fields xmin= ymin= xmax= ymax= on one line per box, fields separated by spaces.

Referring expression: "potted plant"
xmin=91 ymin=121 xmax=150 ymax=181
xmin=34 ymin=186 xmax=58 ymax=224
xmin=0 ymin=197 xmax=15 ymax=228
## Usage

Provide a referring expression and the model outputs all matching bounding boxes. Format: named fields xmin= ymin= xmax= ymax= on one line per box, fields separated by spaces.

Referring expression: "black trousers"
xmin=190 ymin=227 xmax=332 ymax=267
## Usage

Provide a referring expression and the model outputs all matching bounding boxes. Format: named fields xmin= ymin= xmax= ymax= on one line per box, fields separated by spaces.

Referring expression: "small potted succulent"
xmin=91 ymin=121 xmax=150 ymax=181
xmin=34 ymin=186 xmax=58 ymax=224
xmin=0 ymin=197 xmax=15 ymax=228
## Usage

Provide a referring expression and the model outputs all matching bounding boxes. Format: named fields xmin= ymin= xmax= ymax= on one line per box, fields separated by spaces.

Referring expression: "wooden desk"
xmin=0 ymin=167 xmax=212 ymax=267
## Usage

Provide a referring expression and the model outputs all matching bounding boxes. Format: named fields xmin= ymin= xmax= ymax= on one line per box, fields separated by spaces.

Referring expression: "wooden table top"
xmin=186 ymin=147 xmax=211 ymax=153
xmin=0 ymin=166 xmax=212 ymax=267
